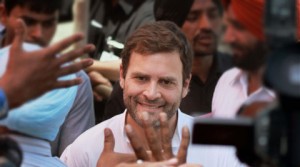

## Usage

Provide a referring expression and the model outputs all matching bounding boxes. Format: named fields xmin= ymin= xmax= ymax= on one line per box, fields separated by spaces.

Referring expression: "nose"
xmin=198 ymin=14 xmax=212 ymax=30
xmin=143 ymin=82 xmax=161 ymax=101
xmin=29 ymin=24 xmax=43 ymax=41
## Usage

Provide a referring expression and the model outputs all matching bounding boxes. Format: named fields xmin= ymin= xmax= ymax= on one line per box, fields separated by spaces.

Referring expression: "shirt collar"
xmin=230 ymin=68 xmax=276 ymax=99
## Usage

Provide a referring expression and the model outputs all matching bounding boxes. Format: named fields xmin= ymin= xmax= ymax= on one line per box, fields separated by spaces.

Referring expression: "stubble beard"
xmin=125 ymin=96 xmax=179 ymax=129
xmin=232 ymin=41 xmax=268 ymax=71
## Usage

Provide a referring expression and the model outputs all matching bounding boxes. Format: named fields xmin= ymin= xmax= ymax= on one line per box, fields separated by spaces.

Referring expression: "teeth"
xmin=139 ymin=103 xmax=160 ymax=109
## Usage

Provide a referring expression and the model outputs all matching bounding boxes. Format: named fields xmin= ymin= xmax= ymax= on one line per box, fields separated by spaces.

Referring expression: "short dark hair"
xmin=121 ymin=21 xmax=193 ymax=82
xmin=4 ymin=0 xmax=62 ymax=14
xmin=154 ymin=0 xmax=223 ymax=27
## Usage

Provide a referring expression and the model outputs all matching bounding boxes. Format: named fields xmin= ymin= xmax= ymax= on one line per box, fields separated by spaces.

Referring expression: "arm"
xmin=86 ymin=59 xmax=121 ymax=81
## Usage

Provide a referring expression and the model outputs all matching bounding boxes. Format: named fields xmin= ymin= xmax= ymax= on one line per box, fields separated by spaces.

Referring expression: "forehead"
xmin=189 ymin=0 xmax=218 ymax=12
xmin=127 ymin=51 xmax=183 ymax=78
xmin=8 ymin=6 xmax=58 ymax=20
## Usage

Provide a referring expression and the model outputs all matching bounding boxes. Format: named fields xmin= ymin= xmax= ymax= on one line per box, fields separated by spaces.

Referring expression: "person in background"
xmin=212 ymin=0 xmax=276 ymax=118
xmin=84 ymin=0 xmax=156 ymax=123
xmin=0 ymin=0 xmax=95 ymax=158
xmin=185 ymin=0 xmax=276 ymax=166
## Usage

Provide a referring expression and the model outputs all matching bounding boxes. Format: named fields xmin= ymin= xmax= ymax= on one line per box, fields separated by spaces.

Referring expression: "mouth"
xmin=195 ymin=36 xmax=214 ymax=46
xmin=137 ymin=102 xmax=163 ymax=112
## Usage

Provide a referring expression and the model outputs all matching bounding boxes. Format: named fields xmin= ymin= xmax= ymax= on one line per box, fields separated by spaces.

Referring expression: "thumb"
xmin=103 ymin=128 xmax=115 ymax=152
xmin=10 ymin=19 xmax=26 ymax=56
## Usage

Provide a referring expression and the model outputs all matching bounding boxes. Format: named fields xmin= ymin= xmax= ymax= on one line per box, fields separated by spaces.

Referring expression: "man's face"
xmin=181 ymin=0 xmax=222 ymax=57
xmin=1 ymin=6 xmax=58 ymax=46
xmin=223 ymin=6 xmax=267 ymax=71
xmin=120 ymin=51 xmax=190 ymax=128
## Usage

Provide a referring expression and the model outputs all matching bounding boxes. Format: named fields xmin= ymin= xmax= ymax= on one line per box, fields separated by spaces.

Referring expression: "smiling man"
xmin=61 ymin=21 xmax=194 ymax=167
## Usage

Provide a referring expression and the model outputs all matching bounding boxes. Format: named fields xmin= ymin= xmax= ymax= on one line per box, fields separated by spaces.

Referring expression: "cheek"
xmin=123 ymin=82 xmax=142 ymax=97
xmin=45 ymin=27 xmax=56 ymax=38
xmin=182 ymin=24 xmax=197 ymax=41
xmin=163 ymin=88 xmax=183 ymax=104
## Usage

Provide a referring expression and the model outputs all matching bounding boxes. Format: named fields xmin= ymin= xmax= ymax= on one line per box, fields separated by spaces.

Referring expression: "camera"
xmin=192 ymin=0 xmax=300 ymax=166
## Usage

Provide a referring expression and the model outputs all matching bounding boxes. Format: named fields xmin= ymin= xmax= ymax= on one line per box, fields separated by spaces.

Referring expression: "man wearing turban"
xmin=212 ymin=0 xmax=276 ymax=118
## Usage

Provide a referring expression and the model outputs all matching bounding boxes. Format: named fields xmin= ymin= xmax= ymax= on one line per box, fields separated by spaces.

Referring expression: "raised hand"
xmin=125 ymin=112 xmax=190 ymax=164
xmin=0 ymin=19 xmax=94 ymax=108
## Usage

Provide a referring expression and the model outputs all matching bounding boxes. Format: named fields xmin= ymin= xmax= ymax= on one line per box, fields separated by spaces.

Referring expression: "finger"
xmin=10 ymin=19 xmax=26 ymax=57
xmin=160 ymin=113 xmax=173 ymax=159
xmin=41 ymin=33 xmax=84 ymax=57
xmin=56 ymin=58 xmax=93 ymax=77
xmin=56 ymin=44 xmax=95 ymax=66
xmin=52 ymin=78 xmax=83 ymax=89
xmin=125 ymin=124 xmax=150 ymax=161
xmin=142 ymin=112 xmax=164 ymax=161
xmin=176 ymin=126 xmax=190 ymax=164
xmin=103 ymin=128 xmax=115 ymax=152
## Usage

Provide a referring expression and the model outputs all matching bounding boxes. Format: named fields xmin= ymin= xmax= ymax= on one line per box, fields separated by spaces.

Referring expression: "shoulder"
xmin=178 ymin=110 xmax=194 ymax=129
xmin=65 ymin=113 xmax=125 ymax=148
xmin=60 ymin=113 xmax=125 ymax=166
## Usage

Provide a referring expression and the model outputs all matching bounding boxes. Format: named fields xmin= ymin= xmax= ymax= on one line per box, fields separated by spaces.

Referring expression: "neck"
xmin=192 ymin=55 xmax=214 ymax=83
xmin=125 ymin=111 xmax=178 ymax=150
xmin=247 ymin=66 xmax=265 ymax=95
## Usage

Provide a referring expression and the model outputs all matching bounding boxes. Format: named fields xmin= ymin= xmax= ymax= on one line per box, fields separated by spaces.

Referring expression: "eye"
xmin=207 ymin=10 xmax=220 ymax=20
xmin=42 ymin=20 xmax=55 ymax=28
xmin=22 ymin=17 xmax=36 ymax=26
xmin=186 ymin=12 xmax=199 ymax=23
xmin=160 ymin=79 xmax=174 ymax=86
xmin=135 ymin=76 xmax=148 ymax=82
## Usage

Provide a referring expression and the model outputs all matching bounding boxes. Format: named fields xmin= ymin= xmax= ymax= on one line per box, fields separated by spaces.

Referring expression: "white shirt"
xmin=212 ymin=68 xmax=276 ymax=118
xmin=61 ymin=109 xmax=194 ymax=167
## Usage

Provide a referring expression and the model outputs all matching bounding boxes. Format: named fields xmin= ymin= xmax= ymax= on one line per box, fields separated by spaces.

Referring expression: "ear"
xmin=119 ymin=64 xmax=125 ymax=89
xmin=181 ymin=74 xmax=191 ymax=98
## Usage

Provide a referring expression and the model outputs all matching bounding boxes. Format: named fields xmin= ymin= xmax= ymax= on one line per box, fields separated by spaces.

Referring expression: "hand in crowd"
xmin=0 ymin=19 xmax=95 ymax=108
xmin=126 ymin=112 xmax=190 ymax=164
xmin=96 ymin=128 xmax=136 ymax=167
xmin=87 ymin=71 xmax=113 ymax=101
xmin=97 ymin=112 xmax=202 ymax=167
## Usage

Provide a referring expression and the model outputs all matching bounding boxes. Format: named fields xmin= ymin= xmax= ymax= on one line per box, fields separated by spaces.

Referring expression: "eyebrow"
xmin=130 ymin=72 xmax=178 ymax=82
xmin=227 ymin=17 xmax=245 ymax=30
xmin=20 ymin=15 xmax=56 ymax=23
